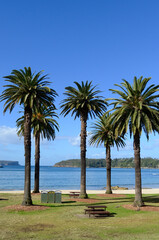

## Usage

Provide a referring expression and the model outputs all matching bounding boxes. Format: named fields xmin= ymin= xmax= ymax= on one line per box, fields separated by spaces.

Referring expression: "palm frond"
xmin=108 ymin=76 xmax=159 ymax=139
xmin=60 ymin=80 xmax=107 ymax=120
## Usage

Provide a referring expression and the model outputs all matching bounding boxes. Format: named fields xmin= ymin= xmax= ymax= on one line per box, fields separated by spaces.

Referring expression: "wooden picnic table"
xmin=85 ymin=205 xmax=109 ymax=217
xmin=87 ymin=205 xmax=107 ymax=210
xmin=85 ymin=205 xmax=107 ymax=213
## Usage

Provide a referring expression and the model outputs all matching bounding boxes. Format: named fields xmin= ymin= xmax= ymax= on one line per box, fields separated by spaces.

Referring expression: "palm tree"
xmin=89 ymin=113 xmax=125 ymax=194
xmin=60 ymin=81 xmax=107 ymax=198
xmin=0 ymin=67 xmax=57 ymax=205
xmin=109 ymin=76 xmax=159 ymax=206
xmin=17 ymin=106 xmax=59 ymax=193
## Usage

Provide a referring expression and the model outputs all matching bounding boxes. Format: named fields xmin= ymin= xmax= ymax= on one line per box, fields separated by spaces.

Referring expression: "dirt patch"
xmin=97 ymin=194 xmax=126 ymax=198
xmin=20 ymin=224 xmax=54 ymax=232
xmin=76 ymin=214 xmax=88 ymax=218
xmin=4 ymin=204 xmax=50 ymax=211
xmin=69 ymin=198 xmax=101 ymax=203
xmin=123 ymin=204 xmax=159 ymax=211
xmin=31 ymin=192 xmax=41 ymax=196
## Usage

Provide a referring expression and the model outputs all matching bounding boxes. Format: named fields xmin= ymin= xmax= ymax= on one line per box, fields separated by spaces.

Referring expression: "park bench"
xmin=69 ymin=191 xmax=80 ymax=198
xmin=88 ymin=210 xmax=110 ymax=218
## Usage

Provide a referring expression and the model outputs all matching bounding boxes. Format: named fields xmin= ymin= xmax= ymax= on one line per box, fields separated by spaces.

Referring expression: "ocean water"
xmin=1 ymin=166 xmax=159 ymax=191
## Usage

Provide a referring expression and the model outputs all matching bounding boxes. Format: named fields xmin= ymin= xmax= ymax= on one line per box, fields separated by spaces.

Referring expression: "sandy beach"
xmin=0 ymin=189 xmax=159 ymax=194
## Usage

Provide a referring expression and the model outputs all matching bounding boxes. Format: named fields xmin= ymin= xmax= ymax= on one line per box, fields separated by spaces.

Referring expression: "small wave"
xmin=152 ymin=173 xmax=159 ymax=176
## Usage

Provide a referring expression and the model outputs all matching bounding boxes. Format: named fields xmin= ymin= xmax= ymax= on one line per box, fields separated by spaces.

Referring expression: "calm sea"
xmin=1 ymin=166 xmax=159 ymax=191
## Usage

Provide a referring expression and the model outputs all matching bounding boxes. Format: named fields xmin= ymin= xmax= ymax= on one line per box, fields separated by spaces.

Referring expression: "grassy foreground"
xmin=1 ymin=193 xmax=159 ymax=240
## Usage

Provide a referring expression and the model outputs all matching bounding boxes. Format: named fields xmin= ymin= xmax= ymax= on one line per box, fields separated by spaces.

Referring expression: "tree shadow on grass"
xmin=37 ymin=194 xmax=136 ymax=208
xmin=109 ymin=212 xmax=117 ymax=217
xmin=63 ymin=194 xmax=134 ymax=204
xmin=44 ymin=200 xmax=134 ymax=209
xmin=84 ymin=198 xmax=134 ymax=205
xmin=143 ymin=195 xmax=159 ymax=204
xmin=0 ymin=198 xmax=8 ymax=201
xmin=41 ymin=202 xmax=87 ymax=208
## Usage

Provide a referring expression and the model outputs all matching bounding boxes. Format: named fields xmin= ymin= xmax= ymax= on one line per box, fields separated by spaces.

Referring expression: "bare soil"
xmin=69 ymin=194 xmax=126 ymax=203
xmin=123 ymin=204 xmax=159 ymax=211
xmin=20 ymin=224 xmax=54 ymax=232
xmin=97 ymin=194 xmax=126 ymax=198
xmin=4 ymin=204 xmax=50 ymax=211
xmin=69 ymin=198 xmax=101 ymax=203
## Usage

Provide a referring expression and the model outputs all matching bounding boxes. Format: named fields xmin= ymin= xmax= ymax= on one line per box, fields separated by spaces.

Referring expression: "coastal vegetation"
xmin=0 ymin=160 xmax=20 ymax=166
xmin=54 ymin=157 xmax=159 ymax=168
xmin=60 ymin=81 xmax=107 ymax=198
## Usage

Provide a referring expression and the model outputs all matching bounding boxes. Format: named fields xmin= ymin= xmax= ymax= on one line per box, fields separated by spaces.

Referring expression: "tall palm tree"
xmin=60 ymin=81 xmax=107 ymax=198
xmin=89 ymin=113 xmax=126 ymax=194
xmin=109 ymin=76 xmax=159 ymax=206
xmin=0 ymin=67 xmax=57 ymax=205
xmin=17 ymin=106 xmax=59 ymax=193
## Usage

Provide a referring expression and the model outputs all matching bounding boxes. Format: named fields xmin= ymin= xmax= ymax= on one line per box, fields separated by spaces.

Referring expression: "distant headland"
xmin=0 ymin=160 xmax=20 ymax=166
xmin=53 ymin=157 xmax=159 ymax=169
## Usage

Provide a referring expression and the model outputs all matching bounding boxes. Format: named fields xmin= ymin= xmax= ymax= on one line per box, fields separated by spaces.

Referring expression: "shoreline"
xmin=0 ymin=188 xmax=159 ymax=194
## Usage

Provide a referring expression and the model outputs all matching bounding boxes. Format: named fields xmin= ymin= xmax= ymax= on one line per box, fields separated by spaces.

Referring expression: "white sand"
xmin=0 ymin=189 xmax=159 ymax=194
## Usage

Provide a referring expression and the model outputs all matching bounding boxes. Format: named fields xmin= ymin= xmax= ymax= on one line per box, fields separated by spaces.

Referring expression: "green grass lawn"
xmin=1 ymin=193 xmax=159 ymax=240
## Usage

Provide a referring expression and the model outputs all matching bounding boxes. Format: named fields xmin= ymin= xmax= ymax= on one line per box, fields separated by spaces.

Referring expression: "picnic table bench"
xmin=69 ymin=191 xmax=80 ymax=198
xmin=88 ymin=210 xmax=110 ymax=218
xmin=85 ymin=205 xmax=110 ymax=217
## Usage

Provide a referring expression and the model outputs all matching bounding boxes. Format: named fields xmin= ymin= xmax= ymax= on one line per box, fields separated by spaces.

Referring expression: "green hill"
xmin=53 ymin=157 xmax=159 ymax=168
xmin=0 ymin=160 xmax=20 ymax=166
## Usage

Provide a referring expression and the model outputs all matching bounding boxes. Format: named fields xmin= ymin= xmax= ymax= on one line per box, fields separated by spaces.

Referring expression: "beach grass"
xmin=1 ymin=193 xmax=159 ymax=240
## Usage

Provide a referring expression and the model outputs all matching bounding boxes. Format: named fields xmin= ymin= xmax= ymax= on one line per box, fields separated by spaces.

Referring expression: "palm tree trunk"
xmin=22 ymin=106 xmax=32 ymax=206
xmin=133 ymin=130 xmax=144 ymax=207
xmin=80 ymin=112 xmax=88 ymax=198
xmin=106 ymin=145 xmax=112 ymax=194
xmin=33 ymin=133 xmax=40 ymax=193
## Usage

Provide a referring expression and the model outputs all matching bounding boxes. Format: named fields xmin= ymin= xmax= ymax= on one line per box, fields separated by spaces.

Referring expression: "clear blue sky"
xmin=0 ymin=0 xmax=159 ymax=165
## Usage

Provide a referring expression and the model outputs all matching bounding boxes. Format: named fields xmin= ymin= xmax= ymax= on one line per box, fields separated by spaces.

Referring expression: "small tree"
xmin=17 ymin=106 xmax=59 ymax=193
xmin=90 ymin=113 xmax=125 ymax=194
